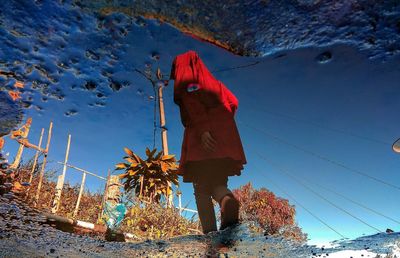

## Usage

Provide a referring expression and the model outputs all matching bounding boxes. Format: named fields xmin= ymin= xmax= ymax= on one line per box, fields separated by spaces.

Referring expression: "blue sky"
xmin=2 ymin=9 xmax=400 ymax=244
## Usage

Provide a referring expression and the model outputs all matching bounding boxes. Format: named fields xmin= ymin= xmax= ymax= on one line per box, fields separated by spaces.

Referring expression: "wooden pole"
xmin=158 ymin=84 xmax=173 ymax=207
xmin=34 ymin=121 xmax=53 ymax=207
xmin=52 ymin=134 xmax=71 ymax=213
xmin=28 ymin=128 xmax=44 ymax=184
xmin=178 ymin=192 xmax=182 ymax=216
xmin=73 ymin=172 xmax=86 ymax=217
xmin=10 ymin=118 xmax=32 ymax=169
xmin=99 ymin=169 xmax=111 ymax=221
xmin=139 ymin=175 xmax=144 ymax=199
xmin=158 ymin=85 xmax=169 ymax=155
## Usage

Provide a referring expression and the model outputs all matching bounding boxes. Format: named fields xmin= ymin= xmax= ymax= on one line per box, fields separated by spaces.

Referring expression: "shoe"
xmin=220 ymin=194 xmax=239 ymax=230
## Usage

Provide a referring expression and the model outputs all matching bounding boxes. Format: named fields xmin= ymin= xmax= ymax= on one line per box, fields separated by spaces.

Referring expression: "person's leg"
xmin=211 ymin=176 xmax=240 ymax=230
xmin=211 ymin=184 xmax=231 ymax=204
xmin=193 ymin=181 xmax=217 ymax=234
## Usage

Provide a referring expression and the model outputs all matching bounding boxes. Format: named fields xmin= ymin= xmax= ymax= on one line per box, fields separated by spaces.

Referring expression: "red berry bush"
xmin=232 ymin=182 xmax=306 ymax=242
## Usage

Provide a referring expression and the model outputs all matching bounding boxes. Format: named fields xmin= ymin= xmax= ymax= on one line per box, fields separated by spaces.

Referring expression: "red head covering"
xmin=170 ymin=50 xmax=238 ymax=114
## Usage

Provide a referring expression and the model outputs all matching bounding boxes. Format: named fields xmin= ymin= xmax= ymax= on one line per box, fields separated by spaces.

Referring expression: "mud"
xmin=80 ymin=0 xmax=400 ymax=59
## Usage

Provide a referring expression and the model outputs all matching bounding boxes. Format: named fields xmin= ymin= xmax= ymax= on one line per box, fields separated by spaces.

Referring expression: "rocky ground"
xmin=81 ymin=0 xmax=400 ymax=59
xmin=1 ymin=195 xmax=399 ymax=257
xmin=0 ymin=193 xmax=315 ymax=258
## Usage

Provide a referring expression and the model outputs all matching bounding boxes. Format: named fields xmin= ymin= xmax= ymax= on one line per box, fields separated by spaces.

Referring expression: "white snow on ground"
xmin=309 ymin=240 xmax=340 ymax=248
xmin=325 ymin=250 xmax=384 ymax=258
xmin=310 ymin=238 xmax=400 ymax=257
xmin=386 ymin=242 xmax=400 ymax=256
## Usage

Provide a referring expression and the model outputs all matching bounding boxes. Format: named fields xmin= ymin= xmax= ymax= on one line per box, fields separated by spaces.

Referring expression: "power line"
xmin=210 ymin=51 xmax=290 ymax=74
xmin=241 ymin=103 xmax=391 ymax=145
xmin=253 ymin=163 xmax=347 ymax=239
xmin=239 ymin=120 xmax=400 ymax=191
xmin=250 ymin=147 xmax=400 ymax=226
xmin=211 ymin=60 xmax=262 ymax=73
xmin=311 ymin=179 xmax=400 ymax=226
xmin=255 ymin=151 xmax=383 ymax=234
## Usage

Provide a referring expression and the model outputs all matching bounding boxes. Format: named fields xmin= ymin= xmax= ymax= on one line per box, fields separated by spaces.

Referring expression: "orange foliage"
xmin=14 ymin=81 xmax=24 ymax=88
xmin=12 ymin=181 xmax=23 ymax=193
xmin=8 ymin=90 xmax=21 ymax=101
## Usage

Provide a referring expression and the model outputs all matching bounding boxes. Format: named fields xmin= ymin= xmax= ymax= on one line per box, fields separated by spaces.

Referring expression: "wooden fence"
xmin=7 ymin=118 xmax=197 ymax=224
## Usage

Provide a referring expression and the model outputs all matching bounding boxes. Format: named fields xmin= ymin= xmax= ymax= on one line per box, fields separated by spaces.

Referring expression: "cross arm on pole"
xmin=15 ymin=138 xmax=47 ymax=153
xmin=56 ymin=162 xmax=107 ymax=181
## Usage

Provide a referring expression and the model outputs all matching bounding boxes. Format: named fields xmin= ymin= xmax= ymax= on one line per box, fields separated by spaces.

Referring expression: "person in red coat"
xmin=170 ymin=50 xmax=247 ymax=233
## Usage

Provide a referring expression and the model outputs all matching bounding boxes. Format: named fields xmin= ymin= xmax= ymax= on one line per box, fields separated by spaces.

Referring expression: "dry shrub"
xmin=121 ymin=201 xmax=200 ymax=240
xmin=14 ymin=160 xmax=103 ymax=223
xmin=232 ymin=182 xmax=307 ymax=242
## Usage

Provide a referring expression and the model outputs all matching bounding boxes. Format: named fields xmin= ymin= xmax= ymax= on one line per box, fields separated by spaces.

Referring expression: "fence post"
xmin=51 ymin=134 xmax=71 ymax=213
xmin=99 ymin=169 xmax=111 ymax=221
xmin=28 ymin=128 xmax=44 ymax=184
xmin=178 ymin=192 xmax=182 ymax=216
xmin=34 ymin=121 xmax=53 ymax=207
xmin=73 ymin=172 xmax=87 ymax=217
xmin=107 ymin=175 xmax=121 ymax=205
xmin=10 ymin=118 xmax=32 ymax=169
xmin=139 ymin=175 xmax=144 ymax=198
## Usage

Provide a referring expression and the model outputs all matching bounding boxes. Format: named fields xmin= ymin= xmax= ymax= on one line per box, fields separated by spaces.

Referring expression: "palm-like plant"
xmin=116 ymin=147 xmax=179 ymax=203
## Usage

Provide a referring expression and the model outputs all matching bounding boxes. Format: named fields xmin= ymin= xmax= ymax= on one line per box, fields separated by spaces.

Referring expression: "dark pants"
xmin=192 ymin=173 xmax=232 ymax=233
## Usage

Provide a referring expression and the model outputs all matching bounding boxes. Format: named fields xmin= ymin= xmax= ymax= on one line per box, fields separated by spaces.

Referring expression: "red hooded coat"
xmin=171 ymin=51 xmax=247 ymax=182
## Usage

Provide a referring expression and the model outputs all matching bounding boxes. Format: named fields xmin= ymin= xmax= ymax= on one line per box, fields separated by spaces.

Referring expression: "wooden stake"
xmin=178 ymin=192 xmax=182 ymax=216
xmin=10 ymin=118 xmax=32 ymax=169
xmin=51 ymin=134 xmax=71 ymax=213
xmin=73 ymin=172 xmax=86 ymax=218
xmin=99 ymin=169 xmax=111 ymax=221
xmin=34 ymin=121 xmax=53 ymax=207
xmin=106 ymin=176 xmax=121 ymax=205
xmin=28 ymin=128 xmax=44 ymax=184
xmin=139 ymin=175 xmax=144 ymax=199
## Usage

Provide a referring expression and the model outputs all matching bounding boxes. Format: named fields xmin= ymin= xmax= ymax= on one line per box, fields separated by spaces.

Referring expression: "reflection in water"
xmin=0 ymin=0 xmax=399 ymax=256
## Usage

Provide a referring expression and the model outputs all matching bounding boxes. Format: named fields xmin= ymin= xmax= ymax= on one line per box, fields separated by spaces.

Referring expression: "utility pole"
xmin=51 ymin=134 xmax=71 ymax=213
xmin=158 ymin=81 xmax=173 ymax=207
xmin=10 ymin=117 xmax=32 ymax=169
xmin=136 ymin=67 xmax=173 ymax=207
xmin=158 ymin=83 xmax=169 ymax=155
